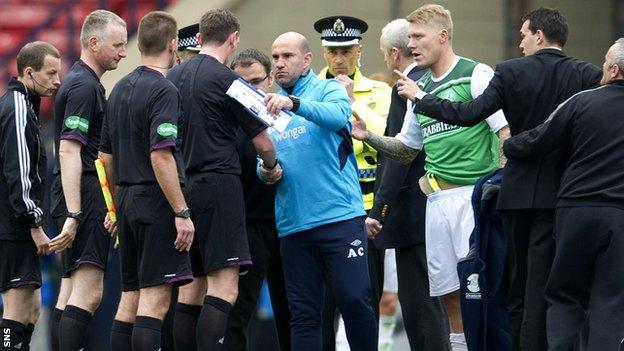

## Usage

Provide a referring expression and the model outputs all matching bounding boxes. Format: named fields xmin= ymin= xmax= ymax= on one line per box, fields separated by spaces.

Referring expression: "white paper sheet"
xmin=226 ymin=78 xmax=292 ymax=133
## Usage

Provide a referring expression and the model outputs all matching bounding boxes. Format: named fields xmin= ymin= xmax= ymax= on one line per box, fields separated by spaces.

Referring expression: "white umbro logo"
xmin=218 ymin=337 xmax=224 ymax=344
xmin=350 ymin=239 xmax=362 ymax=247
xmin=14 ymin=342 xmax=22 ymax=349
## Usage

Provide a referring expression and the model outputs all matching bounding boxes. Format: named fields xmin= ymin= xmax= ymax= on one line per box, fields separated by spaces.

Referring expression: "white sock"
xmin=450 ymin=332 xmax=467 ymax=351
xmin=335 ymin=316 xmax=350 ymax=351
xmin=378 ymin=314 xmax=396 ymax=351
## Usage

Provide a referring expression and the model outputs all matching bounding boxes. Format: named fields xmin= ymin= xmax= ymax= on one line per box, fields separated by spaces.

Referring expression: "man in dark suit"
xmin=364 ymin=18 xmax=450 ymax=351
xmin=396 ymin=8 xmax=602 ymax=351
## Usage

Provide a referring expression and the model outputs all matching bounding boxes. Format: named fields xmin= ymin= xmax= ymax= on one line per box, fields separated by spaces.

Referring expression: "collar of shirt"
xmin=279 ymin=68 xmax=316 ymax=96
xmin=535 ymin=47 xmax=566 ymax=57
xmin=403 ymin=61 xmax=418 ymax=76
xmin=7 ymin=77 xmax=41 ymax=109
xmin=611 ymin=79 xmax=624 ymax=87
xmin=77 ymin=60 xmax=101 ymax=81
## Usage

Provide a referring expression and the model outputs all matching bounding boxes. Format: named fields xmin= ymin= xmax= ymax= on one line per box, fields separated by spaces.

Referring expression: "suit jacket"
xmin=370 ymin=65 xmax=427 ymax=249
xmin=414 ymin=48 xmax=601 ymax=209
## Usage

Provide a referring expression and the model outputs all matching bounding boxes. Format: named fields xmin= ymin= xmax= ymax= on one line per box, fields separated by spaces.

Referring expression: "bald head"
xmin=273 ymin=32 xmax=310 ymax=55
xmin=271 ymin=32 xmax=313 ymax=88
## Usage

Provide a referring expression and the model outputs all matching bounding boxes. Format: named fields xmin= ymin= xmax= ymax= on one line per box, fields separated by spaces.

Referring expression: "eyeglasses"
xmin=248 ymin=74 xmax=269 ymax=86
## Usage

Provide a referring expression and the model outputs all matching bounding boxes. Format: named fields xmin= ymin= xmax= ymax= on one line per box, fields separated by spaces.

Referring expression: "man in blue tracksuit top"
xmin=259 ymin=32 xmax=377 ymax=351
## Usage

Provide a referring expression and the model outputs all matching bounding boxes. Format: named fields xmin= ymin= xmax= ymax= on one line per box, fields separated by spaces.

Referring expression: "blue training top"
xmin=262 ymin=69 xmax=365 ymax=237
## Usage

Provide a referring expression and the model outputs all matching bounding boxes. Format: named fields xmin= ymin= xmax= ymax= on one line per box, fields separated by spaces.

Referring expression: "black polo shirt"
xmin=54 ymin=60 xmax=105 ymax=175
xmin=100 ymin=66 xmax=183 ymax=186
xmin=167 ymin=53 xmax=266 ymax=175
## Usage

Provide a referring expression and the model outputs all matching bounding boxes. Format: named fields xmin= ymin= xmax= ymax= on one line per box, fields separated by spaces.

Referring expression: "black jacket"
xmin=504 ymin=80 xmax=624 ymax=209
xmin=414 ymin=49 xmax=601 ymax=209
xmin=369 ymin=65 xmax=427 ymax=249
xmin=0 ymin=78 xmax=46 ymax=240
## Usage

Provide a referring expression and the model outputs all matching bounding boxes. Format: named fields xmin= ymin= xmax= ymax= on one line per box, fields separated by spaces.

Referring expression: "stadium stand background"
xmin=0 ymin=0 xmax=622 ymax=350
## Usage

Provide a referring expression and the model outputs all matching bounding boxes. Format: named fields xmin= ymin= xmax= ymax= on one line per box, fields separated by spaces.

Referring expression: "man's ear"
xmin=439 ymin=28 xmax=450 ymax=44
xmin=303 ymin=51 xmax=313 ymax=68
xmin=229 ymin=31 xmax=240 ymax=48
xmin=614 ymin=63 xmax=622 ymax=80
xmin=88 ymin=35 xmax=99 ymax=52
xmin=197 ymin=32 xmax=204 ymax=46
xmin=23 ymin=67 xmax=34 ymax=78
xmin=391 ymin=47 xmax=400 ymax=61
xmin=535 ymin=29 xmax=545 ymax=46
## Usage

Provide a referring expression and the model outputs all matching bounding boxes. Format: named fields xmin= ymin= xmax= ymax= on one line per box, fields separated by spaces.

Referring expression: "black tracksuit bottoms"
xmin=546 ymin=206 xmax=624 ymax=351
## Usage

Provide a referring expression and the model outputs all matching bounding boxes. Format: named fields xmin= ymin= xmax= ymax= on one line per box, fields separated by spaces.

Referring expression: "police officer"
xmin=313 ymin=16 xmax=391 ymax=348
xmin=0 ymin=41 xmax=61 ymax=350
xmin=177 ymin=23 xmax=200 ymax=62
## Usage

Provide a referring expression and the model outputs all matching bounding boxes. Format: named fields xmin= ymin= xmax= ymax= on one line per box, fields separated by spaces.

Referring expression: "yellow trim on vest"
xmin=362 ymin=192 xmax=375 ymax=211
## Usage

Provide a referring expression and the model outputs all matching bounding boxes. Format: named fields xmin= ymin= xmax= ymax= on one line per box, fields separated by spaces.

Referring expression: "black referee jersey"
xmin=504 ymin=79 xmax=624 ymax=207
xmin=100 ymin=66 xmax=183 ymax=185
xmin=0 ymin=78 xmax=46 ymax=240
xmin=53 ymin=60 xmax=106 ymax=175
xmin=167 ymin=53 xmax=266 ymax=175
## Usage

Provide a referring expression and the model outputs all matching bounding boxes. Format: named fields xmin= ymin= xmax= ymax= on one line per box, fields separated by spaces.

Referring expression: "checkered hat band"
xmin=179 ymin=36 xmax=198 ymax=48
xmin=321 ymin=28 xmax=361 ymax=38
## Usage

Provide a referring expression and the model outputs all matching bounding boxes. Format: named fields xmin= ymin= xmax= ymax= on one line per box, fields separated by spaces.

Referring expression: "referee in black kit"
xmin=1 ymin=41 xmax=60 ymax=351
xmin=167 ymin=9 xmax=280 ymax=351
xmin=99 ymin=11 xmax=194 ymax=351
xmin=47 ymin=10 xmax=127 ymax=351
xmin=504 ymin=39 xmax=624 ymax=351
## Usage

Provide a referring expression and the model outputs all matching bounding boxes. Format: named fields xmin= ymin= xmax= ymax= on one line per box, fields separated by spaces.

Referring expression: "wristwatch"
xmin=288 ymin=95 xmax=300 ymax=112
xmin=67 ymin=210 xmax=84 ymax=222
xmin=175 ymin=207 xmax=192 ymax=218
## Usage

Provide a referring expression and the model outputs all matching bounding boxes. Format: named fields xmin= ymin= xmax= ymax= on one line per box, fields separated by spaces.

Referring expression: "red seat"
xmin=36 ymin=30 xmax=70 ymax=53
xmin=0 ymin=32 xmax=24 ymax=55
xmin=0 ymin=5 xmax=50 ymax=29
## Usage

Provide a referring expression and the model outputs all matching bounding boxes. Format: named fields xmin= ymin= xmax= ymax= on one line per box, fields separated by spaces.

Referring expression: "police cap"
xmin=314 ymin=16 xmax=368 ymax=47
xmin=178 ymin=23 xmax=200 ymax=52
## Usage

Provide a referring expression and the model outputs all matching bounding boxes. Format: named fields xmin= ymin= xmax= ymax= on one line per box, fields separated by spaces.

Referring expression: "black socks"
xmin=58 ymin=305 xmax=92 ymax=351
xmin=132 ymin=316 xmax=163 ymax=351
xmin=110 ymin=319 xmax=134 ymax=350
xmin=196 ymin=296 xmax=232 ymax=350
xmin=173 ymin=303 xmax=202 ymax=351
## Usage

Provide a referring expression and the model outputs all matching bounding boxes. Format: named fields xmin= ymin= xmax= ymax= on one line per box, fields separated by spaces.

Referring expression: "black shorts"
xmin=0 ymin=240 xmax=41 ymax=293
xmin=51 ymin=174 xmax=110 ymax=278
xmin=186 ymin=173 xmax=251 ymax=276
xmin=116 ymin=184 xmax=193 ymax=291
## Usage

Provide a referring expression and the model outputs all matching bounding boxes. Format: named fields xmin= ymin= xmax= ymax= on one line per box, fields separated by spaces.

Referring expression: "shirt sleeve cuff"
xmin=151 ymin=140 xmax=176 ymax=151
xmin=396 ymin=131 xmax=423 ymax=150
xmin=415 ymin=91 xmax=428 ymax=101
xmin=60 ymin=132 xmax=87 ymax=145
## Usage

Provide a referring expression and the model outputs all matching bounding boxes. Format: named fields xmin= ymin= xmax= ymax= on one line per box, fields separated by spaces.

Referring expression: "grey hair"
xmin=380 ymin=19 xmax=411 ymax=58
xmin=613 ymin=38 xmax=624 ymax=71
xmin=80 ymin=10 xmax=126 ymax=49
